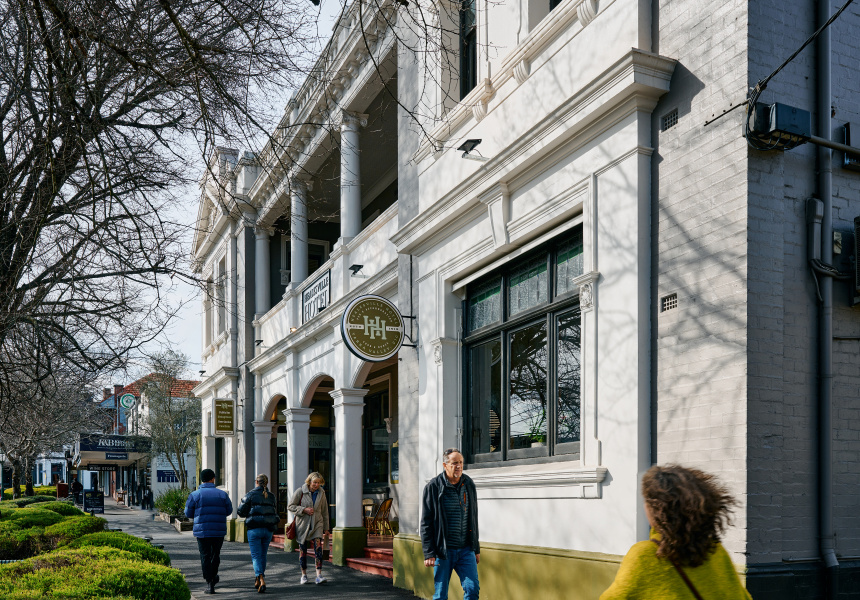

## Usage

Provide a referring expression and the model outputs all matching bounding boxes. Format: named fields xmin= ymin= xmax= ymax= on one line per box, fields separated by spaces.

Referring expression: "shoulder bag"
xmin=650 ymin=539 xmax=704 ymax=600
xmin=285 ymin=491 xmax=304 ymax=540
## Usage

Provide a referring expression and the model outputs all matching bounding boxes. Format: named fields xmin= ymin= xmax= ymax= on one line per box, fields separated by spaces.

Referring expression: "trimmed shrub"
xmin=2 ymin=487 xmax=56 ymax=500
xmin=4 ymin=508 xmax=64 ymax=529
xmin=154 ymin=488 xmax=190 ymax=516
xmin=0 ymin=546 xmax=190 ymax=600
xmin=45 ymin=515 xmax=107 ymax=543
xmin=65 ymin=532 xmax=170 ymax=566
xmin=0 ymin=495 xmax=57 ymax=508
xmin=33 ymin=501 xmax=84 ymax=517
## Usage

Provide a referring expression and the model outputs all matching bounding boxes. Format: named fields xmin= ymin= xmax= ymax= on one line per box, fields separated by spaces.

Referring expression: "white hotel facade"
xmin=192 ymin=0 xmax=860 ymax=596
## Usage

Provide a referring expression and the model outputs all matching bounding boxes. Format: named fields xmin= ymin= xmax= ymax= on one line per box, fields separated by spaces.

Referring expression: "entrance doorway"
xmin=308 ymin=378 xmax=335 ymax=527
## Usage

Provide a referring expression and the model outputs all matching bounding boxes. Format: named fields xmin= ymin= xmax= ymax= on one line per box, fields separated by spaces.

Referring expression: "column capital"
xmin=252 ymin=420 xmax=276 ymax=434
xmin=290 ymin=176 xmax=313 ymax=193
xmin=283 ymin=406 xmax=315 ymax=424
xmin=329 ymin=387 xmax=368 ymax=406
xmin=339 ymin=111 xmax=369 ymax=131
xmin=254 ymin=226 xmax=273 ymax=240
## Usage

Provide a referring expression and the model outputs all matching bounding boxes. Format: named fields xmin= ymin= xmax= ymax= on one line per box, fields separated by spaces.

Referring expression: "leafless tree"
xmin=136 ymin=350 xmax=200 ymax=491
xmin=0 ymin=358 xmax=99 ymax=498
xmin=0 ymin=0 xmax=320 ymax=404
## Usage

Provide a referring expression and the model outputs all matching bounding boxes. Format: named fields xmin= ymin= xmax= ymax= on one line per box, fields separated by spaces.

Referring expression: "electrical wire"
xmin=745 ymin=0 xmax=855 ymax=149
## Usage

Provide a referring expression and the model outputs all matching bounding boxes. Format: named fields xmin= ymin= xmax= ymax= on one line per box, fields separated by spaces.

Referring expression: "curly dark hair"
xmin=642 ymin=464 xmax=738 ymax=567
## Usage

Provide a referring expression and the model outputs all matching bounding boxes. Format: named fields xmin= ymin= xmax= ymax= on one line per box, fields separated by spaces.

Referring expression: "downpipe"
xmin=816 ymin=0 xmax=839 ymax=595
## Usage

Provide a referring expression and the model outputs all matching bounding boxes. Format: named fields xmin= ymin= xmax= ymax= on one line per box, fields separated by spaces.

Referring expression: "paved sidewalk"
xmin=99 ymin=502 xmax=420 ymax=599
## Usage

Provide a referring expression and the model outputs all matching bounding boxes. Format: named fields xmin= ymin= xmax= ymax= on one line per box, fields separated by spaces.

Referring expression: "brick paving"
xmin=99 ymin=502 xmax=419 ymax=600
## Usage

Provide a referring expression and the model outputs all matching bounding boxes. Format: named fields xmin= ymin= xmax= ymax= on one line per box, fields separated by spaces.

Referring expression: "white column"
xmin=253 ymin=420 xmax=276 ymax=482
xmin=254 ymin=227 xmax=271 ymax=319
xmin=284 ymin=407 xmax=314 ymax=495
xmin=290 ymin=178 xmax=311 ymax=286
xmin=329 ymin=387 xmax=367 ymax=528
xmin=339 ymin=112 xmax=368 ymax=243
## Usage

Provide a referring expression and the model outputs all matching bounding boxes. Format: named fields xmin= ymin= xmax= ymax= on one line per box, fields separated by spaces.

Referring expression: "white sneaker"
xmin=300 ymin=574 xmax=308 ymax=584
xmin=315 ymin=576 xmax=326 ymax=585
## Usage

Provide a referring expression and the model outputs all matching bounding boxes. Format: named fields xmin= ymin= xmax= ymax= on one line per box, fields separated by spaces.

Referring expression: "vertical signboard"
xmin=214 ymin=398 xmax=235 ymax=436
xmin=302 ymin=270 xmax=331 ymax=323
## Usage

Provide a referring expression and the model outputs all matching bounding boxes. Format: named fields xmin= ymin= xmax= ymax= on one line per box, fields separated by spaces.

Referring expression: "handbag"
xmin=285 ymin=492 xmax=304 ymax=540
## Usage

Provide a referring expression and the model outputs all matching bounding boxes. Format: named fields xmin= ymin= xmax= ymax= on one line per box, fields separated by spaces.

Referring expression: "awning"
xmin=74 ymin=434 xmax=150 ymax=468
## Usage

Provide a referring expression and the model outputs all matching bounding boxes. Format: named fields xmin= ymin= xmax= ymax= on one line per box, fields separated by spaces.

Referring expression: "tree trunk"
xmin=11 ymin=461 xmax=21 ymax=499
xmin=24 ymin=460 xmax=34 ymax=497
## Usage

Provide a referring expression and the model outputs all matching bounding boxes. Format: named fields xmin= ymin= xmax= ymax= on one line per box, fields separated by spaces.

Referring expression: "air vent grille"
xmin=661 ymin=293 xmax=678 ymax=312
xmin=661 ymin=109 xmax=678 ymax=132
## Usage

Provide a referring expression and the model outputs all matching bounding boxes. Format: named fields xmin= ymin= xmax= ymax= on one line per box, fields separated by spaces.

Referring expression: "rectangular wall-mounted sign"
xmin=157 ymin=470 xmax=186 ymax=483
xmin=214 ymin=398 xmax=235 ymax=436
xmin=105 ymin=452 xmax=128 ymax=460
xmin=308 ymin=434 xmax=331 ymax=449
xmin=302 ymin=270 xmax=330 ymax=323
xmin=86 ymin=464 xmax=117 ymax=472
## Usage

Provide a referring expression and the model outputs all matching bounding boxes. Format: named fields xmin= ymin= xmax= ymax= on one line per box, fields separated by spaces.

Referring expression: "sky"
xmin=140 ymin=0 xmax=346 ymax=379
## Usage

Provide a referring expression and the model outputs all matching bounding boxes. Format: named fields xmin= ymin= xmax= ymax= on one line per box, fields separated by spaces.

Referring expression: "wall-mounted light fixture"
xmin=255 ymin=339 xmax=264 ymax=347
xmin=198 ymin=370 xmax=206 ymax=377
xmin=457 ymin=139 xmax=489 ymax=162
xmin=349 ymin=264 xmax=365 ymax=277
xmin=290 ymin=327 xmax=298 ymax=333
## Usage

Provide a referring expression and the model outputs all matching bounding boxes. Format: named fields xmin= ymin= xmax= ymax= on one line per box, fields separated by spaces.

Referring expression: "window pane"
xmin=468 ymin=278 xmax=501 ymax=332
xmin=557 ymin=311 xmax=581 ymax=444
xmin=508 ymin=256 xmax=548 ymax=316
xmin=469 ymin=339 xmax=502 ymax=454
xmin=365 ymin=428 xmax=389 ymax=484
xmin=556 ymin=227 xmax=584 ymax=296
xmin=509 ymin=321 xmax=548 ymax=449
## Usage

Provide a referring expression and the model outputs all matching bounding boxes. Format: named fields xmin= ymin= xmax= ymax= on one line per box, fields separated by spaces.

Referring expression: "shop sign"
xmin=105 ymin=452 xmax=128 ymax=460
xmin=78 ymin=435 xmax=150 ymax=453
xmin=341 ymin=295 xmax=405 ymax=362
xmin=302 ymin=270 xmax=330 ymax=323
xmin=119 ymin=393 xmax=136 ymax=409
xmin=214 ymin=398 xmax=235 ymax=436
xmin=86 ymin=464 xmax=117 ymax=472
xmin=157 ymin=470 xmax=186 ymax=483
xmin=83 ymin=491 xmax=104 ymax=514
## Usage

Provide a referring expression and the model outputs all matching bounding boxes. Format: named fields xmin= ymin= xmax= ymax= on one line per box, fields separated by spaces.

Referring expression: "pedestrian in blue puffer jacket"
xmin=237 ymin=473 xmax=279 ymax=593
xmin=185 ymin=469 xmax=233 ymax=595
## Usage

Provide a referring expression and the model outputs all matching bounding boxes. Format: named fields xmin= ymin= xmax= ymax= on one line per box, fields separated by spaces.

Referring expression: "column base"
xmin=227 ymin=518 xmax=247 ymax=542
xmin=331 ymin=527 xmax=367 ymax=566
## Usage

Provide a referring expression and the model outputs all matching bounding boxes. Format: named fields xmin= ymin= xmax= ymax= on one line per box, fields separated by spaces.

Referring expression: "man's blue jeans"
xmin=247 ymin=527 xmax=273 ymax=576
xmin=433 ymin=547 xmax=480 ymax=599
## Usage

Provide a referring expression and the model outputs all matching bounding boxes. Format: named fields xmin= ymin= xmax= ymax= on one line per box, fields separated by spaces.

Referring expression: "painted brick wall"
xmin=652 ymin=0 xmax=751 ymax=561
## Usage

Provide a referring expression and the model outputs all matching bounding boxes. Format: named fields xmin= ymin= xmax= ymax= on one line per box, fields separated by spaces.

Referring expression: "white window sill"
xmin=467 ymin=462 xmax=607 ymax=499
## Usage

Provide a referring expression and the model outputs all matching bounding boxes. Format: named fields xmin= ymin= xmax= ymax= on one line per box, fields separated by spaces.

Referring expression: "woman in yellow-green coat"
xmin=600 ymin=465 xmax=752 ymax=600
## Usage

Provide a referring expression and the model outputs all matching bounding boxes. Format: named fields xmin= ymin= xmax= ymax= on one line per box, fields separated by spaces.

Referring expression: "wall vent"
xmin=661 ymin=293 xmax=678 ymax=312
xmin=661 ymin=109 xmax=678 ymax=132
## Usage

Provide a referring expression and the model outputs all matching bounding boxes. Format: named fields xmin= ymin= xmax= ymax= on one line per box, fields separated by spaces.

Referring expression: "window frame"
xmin=459 ymin=0 xmax=477 ymax=100
xmin=463 ymin=232 xmax=583 ymax=467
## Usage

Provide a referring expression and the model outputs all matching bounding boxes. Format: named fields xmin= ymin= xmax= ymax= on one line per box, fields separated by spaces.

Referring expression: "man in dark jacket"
xmin=185 ymin=469 xmax=233 ymax=594
xmin=421 ymin=448 xmax=480 ymax=600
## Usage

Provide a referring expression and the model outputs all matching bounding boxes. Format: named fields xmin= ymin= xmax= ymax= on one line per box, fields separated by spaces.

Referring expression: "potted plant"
xmin=154 ymin=488 xmax=191 ymax=526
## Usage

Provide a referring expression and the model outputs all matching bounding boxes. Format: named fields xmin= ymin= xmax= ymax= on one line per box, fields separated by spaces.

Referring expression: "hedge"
xmin=0 ymin=546 xmax=190 ymax=600
xmin=33 ymin=502 xmax=84 ymax=517
xmin=43 ymin=515 xmax=107 ymax=543
xmin=2 ymin=487 xmax=56 ymax=501
xmin=154 ymin=488 xmax=191 ymax=516
xmin=4 ymin=508 xmax=65 ymax=529
xmin=64 ymin=532 xmax=171 ymax=566
xmin=0 ymin=496 xmax=57 ymax=509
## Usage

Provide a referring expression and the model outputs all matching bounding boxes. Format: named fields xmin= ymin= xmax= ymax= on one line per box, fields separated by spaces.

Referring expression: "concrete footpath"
xmin=99 ymin=502 xmax=420 ymax=600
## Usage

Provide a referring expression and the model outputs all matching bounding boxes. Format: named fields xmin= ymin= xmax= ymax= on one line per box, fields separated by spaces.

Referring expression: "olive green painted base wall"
xmin=393 ymin=534 xmax=623 ymax=600
xmin=332 ymin=527 xmax=368 ymax=566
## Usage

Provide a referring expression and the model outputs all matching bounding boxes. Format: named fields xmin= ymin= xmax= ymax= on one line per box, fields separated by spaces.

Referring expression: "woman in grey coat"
xmin=288 ymin=471 xmax=331 ymax=584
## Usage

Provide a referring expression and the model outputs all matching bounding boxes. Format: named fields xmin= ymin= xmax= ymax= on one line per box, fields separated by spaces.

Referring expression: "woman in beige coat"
xmin=288 ymin=472 xmax=331 ymax=585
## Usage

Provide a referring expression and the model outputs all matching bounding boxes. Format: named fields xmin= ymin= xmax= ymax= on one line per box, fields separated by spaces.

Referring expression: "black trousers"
xmin=197 ymin=537 xmax=224 ymax=583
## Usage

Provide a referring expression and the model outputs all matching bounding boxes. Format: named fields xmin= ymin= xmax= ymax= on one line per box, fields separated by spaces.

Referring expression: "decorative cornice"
xmin=392 ymin=50 xmax=676 ymax=256
xmin=468 ymin=465 xmax=607 ymax=499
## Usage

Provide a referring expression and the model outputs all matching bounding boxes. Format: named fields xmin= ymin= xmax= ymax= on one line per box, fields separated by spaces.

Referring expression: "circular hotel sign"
xmin=119 ymin=393 xmax=136 ymax=409
xmin=341 ymin=295 xmax=405 ymax=362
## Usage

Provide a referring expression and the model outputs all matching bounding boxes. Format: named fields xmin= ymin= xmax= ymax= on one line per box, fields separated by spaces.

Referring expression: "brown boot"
xmin=258 ymin=575 xmax=266 ymax=593
xmin=255 ymin=575 xmax=261 ymax=589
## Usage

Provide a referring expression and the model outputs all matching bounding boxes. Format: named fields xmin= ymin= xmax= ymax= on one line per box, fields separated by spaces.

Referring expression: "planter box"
xmin=174 ymin=519 xmax=193 ymax=533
